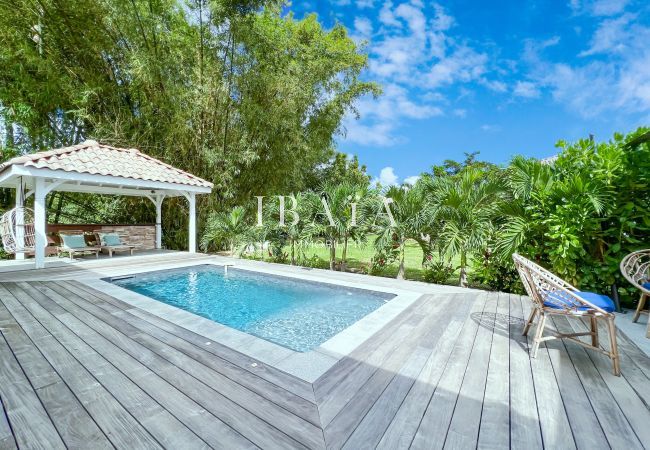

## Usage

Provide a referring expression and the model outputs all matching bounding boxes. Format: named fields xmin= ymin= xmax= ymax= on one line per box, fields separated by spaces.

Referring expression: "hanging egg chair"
xmin=0 ymin=207 xmax=36 ymax=254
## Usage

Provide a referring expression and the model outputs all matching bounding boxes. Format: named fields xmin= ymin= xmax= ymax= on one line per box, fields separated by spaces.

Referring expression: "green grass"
xmin=245 ymin=236 xmax=464 ymax=285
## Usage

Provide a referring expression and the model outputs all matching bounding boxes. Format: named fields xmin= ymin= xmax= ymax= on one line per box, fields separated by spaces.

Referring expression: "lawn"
xmin=245 ymin=236 xmax=464 ymax=285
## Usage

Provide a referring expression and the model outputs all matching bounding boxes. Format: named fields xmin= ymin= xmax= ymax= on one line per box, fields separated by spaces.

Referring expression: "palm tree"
xmin=372 ymin=184 xmax=428 ymax=280
xmin=201 ymin=206 xmax=250 ymax=256
xmin=315 ymin=182 xmax=368 ymax=271
xmin=423 ymin=167 xmax=503 ymax=287
xmin=273 ymin=192 xmax=320 ymax=265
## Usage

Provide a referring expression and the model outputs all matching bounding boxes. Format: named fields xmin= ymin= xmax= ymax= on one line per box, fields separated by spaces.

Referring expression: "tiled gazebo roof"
xmin=0 ymin=140 xmax=212 ymax=188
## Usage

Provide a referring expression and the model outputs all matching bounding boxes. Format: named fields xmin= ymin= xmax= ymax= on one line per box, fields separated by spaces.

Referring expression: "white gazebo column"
xmin=188 ymin=192 xmax=196 ymax=253
xmin=15 ymin=178 xmax=26 ymax=260
xmin=33 ymin=177 xmax=47 ymax=269
xmin=155 ymin=195 xmax=164 ymax=249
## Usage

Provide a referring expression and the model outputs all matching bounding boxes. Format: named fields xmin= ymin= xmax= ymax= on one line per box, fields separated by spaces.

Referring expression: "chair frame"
xmin=513 ymin=253 xmax=620 ymax=376
xmin=620 ymin=250 xmax=650 ymax=327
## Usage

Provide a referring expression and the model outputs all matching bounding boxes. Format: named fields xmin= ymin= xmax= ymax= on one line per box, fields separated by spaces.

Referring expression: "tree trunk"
xmin=397 ymin=243 xmax=406 ymax=280
xmin=291 ymin=240 xmax=295 ymax=265
xmin=329 ymin=241 xmax=336 ymax=270
xmin=459 ymin=252 xmax=468 ymax=287
xmin=341 ymin=235 xmax=348 ymax=271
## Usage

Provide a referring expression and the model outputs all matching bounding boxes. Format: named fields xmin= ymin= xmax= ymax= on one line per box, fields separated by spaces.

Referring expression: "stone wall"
xmin=47 ymin=224 xmax=156 ymax=249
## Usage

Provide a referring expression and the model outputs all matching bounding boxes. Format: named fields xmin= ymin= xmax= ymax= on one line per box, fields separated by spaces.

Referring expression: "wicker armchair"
xmin=513 ymin=253 xmax=620 ymax=376
xmin=620 ymin=249 xmax=650 ymax=324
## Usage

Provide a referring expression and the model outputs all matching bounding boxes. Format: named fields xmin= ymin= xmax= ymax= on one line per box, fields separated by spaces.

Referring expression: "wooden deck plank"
xmin=593 ymin=318 xmax=650 ymax=407
xmin=0 ymin=392 xmax=17 ymax=450
xmin=0 ymin=283 xmax=203 ymax=450
xmin=507 ymin=294 xmax=544 ymax=449
xmin=313 ymin=294 xmax=429 ymax=403
xmin=1 ymin=257 xmax=650 ymax=450
xmin=0 ymin=328 xmax=65 ymax=450
xmin=375 ymin=315 xmax=464 ymax=450
xmin=541 ymin=317 xmax=609 ymax=449
xmin=69 ymin=280 xmax=316 ymax=403
xmin=13 ymin=282 xmax=273 ymax=450
xmin=341 ymin=294 xmax=471 ymax=450
xmin=443 ymin=292 xmax=499 ymax=449
xmin=0 ymin=303 xmax=112 ymax=449
xmin=477 ymin=292 xmax=511 ymax=449
xmin=315 ymin=296 xmax=434 ymax=428
xmin=33 ymin=281 xmax=315 ymax=450
xmin=57 ymin=280 xmax=321 ymax=428
xmin=524 ymin=297 xmax=577 ymax=450
xmin=557 ymin=315 xmax=650 ymax=448
xmin=410 ymin=292 xmax=488 ymax=450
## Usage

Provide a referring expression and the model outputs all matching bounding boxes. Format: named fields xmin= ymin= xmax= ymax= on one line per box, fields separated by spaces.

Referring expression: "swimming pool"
xmin=110 ymin=265 xmax=395 ymax=352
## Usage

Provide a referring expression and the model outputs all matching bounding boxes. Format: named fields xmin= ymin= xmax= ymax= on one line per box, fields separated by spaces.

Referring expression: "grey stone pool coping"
xmin=83 ymin=258 xmax=424 ymax=383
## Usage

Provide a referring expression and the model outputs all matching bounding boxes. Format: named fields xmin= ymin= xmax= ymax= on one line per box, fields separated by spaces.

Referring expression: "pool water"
xmin=111 ymin=265 xmax=394 ymax=352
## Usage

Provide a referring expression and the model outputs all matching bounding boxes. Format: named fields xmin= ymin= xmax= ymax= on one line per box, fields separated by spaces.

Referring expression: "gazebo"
xmin=0 ymin=140 xmax=212 ymax=268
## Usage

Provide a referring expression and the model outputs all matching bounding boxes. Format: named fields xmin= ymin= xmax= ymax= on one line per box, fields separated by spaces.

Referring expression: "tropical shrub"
xmin=422 ymin=257 xmax=456 ymax=284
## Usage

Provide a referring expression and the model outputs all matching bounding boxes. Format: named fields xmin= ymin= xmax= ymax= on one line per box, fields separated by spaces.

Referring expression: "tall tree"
xmin=0 ymin=0 xmax=378 ymax=247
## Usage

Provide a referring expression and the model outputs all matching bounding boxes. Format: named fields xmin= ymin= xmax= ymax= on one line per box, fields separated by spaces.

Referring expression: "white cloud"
xmin=425 ymin=46 xmax=488 ymax=88
xmin=378 ymin=167 xmax=399 ymax=186
xmin=403 ymin=175 xmax=420 ymax=185
xmin=480 ymin=124 xmax=500 ymax=132
xmin=521 ymin=7 xmax=650 ymax=118
xmin=452 ymin=108 xmax=467 ymax=117
xmin=579 ymin=13 xmax=641 ymax=56
xmin=432 ymin=3 xmax=454 ymax=31
xmin=371 ymin=169 xmax=420 ymax=186
xmin=592 ymin=0 xmax=629 ymax=15
xmin=481 ymin=79 xmax=508 ymax=93
xmin=354 ymin=17 xmax=373 ymax=40
xmin=569 ymin=0 xmax=630 ymax=16
xmin=356 ymin=0 xmax=375 ymax=7
xmin=345 ymin=1 xmax=501 ymax=147
xmin=379 ymin=1 xmax=401 ymax=27
xmin=344 ymin=120 xmax=399 ymax=147
xmin=513 ymin=81 xmax=541 ymax=98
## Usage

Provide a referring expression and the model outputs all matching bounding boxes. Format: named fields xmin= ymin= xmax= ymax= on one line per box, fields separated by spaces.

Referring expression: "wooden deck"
xmin=0 ymin=271 xmax=649 ymax=448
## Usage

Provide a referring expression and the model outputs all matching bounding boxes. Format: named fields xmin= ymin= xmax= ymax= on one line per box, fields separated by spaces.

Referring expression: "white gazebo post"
xmin=155 ymin=194 xmax=164 ymax=249
xmin=15 ymin=178 xmax=26 ymax=260
xmin=188 ymin=192 xmax=196 ymax=253
xmin=33 ymin=177 xmax=46 ymax=269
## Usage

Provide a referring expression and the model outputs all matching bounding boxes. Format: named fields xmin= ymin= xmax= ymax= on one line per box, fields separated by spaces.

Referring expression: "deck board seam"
xmin=0 ymin=389 xmax=18 ymax=450
xmin=474 ymin=293 xmax=498 ymax=448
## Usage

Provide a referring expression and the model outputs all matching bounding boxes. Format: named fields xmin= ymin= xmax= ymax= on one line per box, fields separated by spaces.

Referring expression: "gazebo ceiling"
xmin=0 ymin=140 xmax=212 ymax=196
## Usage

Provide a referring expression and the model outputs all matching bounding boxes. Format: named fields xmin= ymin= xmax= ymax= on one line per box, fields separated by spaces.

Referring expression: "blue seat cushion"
xmin=102 ymin=233 xmax=122 ymax=246
xmin=61 ymin=234 xmax=87 ymax=248
xmin=543 ymin=290 xmax=615 ymax=312
xmin=643 ymin=282 xmax=650 ymax=290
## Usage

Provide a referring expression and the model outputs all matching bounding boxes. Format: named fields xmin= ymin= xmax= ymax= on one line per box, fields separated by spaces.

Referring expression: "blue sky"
xmin=288 ymin=0 xmax=650 ymax=185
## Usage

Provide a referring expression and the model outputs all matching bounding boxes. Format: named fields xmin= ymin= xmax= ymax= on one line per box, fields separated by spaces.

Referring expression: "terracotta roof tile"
xmin=0 ymin=140 xmax=212 ymax=189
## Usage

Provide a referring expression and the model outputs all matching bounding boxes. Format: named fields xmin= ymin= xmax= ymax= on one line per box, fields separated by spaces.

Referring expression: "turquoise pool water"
xmin=110 ymin=265 xmax=394 ymax=352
